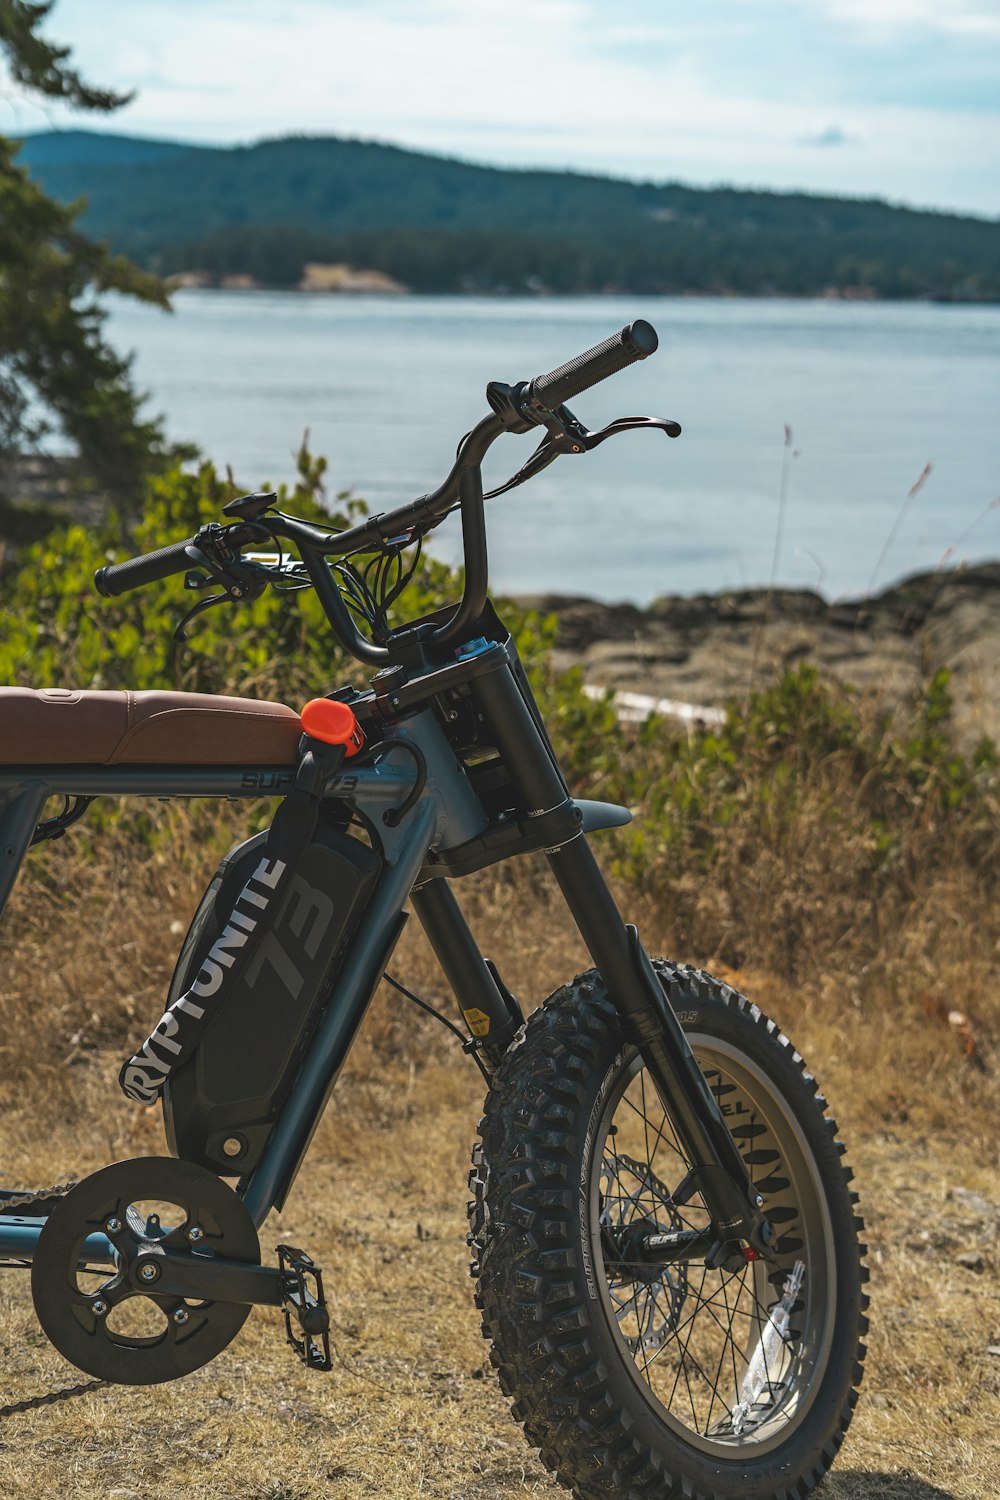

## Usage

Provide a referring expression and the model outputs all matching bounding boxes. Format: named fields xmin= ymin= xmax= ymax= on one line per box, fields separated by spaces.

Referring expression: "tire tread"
xmin=468 ymin=961 xmax=868 ymax=1500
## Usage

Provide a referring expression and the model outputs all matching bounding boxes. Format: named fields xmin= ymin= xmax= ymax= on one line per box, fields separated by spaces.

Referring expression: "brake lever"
xmin=529 ymin=406 xmax=681 ymax=460
xmin=185 ymin=525 xmax=269 ymax=603
xmin=173 ymin=591 xmax=229 ymax=643
xmin=580 ymin=414 xmax=682 ymax=448
xmin=483 ymin=408 xmax=681 ymax=503
xmin=173 ymin=525 xmax=269 ymax=642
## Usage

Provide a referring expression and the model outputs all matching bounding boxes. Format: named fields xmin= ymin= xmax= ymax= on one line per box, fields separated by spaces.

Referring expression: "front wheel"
xmin=469 ymin=962 xmax=868 ymax=1500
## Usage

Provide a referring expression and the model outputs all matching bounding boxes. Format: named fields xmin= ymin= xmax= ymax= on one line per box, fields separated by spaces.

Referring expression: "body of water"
xmin=106 ymin=293 xmax=1000 ymax=604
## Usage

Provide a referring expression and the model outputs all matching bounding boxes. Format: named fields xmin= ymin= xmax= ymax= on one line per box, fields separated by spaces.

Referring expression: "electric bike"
xmin=0 ymin=321 xmax=867 ymax=1499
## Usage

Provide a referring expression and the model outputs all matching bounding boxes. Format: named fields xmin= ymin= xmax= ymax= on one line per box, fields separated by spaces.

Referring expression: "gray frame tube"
xmin=0 ymin=782 xmax=47 ymax=910
xmin=0 ymin=762 xmax=416 ymax=919
xmin=240 ymin=797 xmax=438 ymax=1227
xmin=0 ymin=764 xmax=415 ymax=800
xmin=0 ymin=766 xmax=297 ymax=797
xmin=0 ymin=1217 xmax=112 ymax=1264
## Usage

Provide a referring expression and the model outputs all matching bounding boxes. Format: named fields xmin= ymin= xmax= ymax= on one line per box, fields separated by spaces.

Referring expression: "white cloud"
xmin=820 ymin=0 xmax=1000 ymax=40
xmin=11 ymin=0 xmax=1000 ymax=215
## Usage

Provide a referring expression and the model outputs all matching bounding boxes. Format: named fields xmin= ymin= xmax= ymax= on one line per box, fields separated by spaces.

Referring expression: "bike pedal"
xmin=276 ymin=1244 xmax=332 ymax=1372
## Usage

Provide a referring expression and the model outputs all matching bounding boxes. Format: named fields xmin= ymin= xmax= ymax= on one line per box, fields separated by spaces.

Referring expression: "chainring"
xmin=31 ymin=1157 xmax=260 ymax=1386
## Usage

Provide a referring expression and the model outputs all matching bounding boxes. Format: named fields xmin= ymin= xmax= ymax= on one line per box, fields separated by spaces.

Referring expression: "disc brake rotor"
xmin=31 ymin=1157 xmax=260 ymax=1386
xmin=600 ymin=1151 xmax=688 ymax=1351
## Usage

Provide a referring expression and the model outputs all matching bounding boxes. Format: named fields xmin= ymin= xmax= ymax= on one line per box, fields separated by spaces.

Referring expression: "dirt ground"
xmin=0 ymin=870 xmax=997 ymax=1499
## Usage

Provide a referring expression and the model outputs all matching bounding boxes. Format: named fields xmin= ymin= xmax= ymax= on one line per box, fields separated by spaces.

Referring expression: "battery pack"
xmin=163 ymin=823 xmax=382 ymax=1175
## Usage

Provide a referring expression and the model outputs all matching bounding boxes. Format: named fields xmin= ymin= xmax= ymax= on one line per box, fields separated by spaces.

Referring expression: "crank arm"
xmin=127 ymin=1244 xmax=332 ymax=1339
xmin=126 ymin=1245 xmax=332 ymax=1344
xmin=129 ymin=1246 xmax=284 ymax=1307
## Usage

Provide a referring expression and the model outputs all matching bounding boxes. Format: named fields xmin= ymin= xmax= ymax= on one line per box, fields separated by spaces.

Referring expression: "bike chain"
xmin=0 ymin=1177 xmax=114 ymax=1420
xmin=0 ymin=1377 xmax=112 ymax=1418
xmin=0 ymin=1180 xmax=80 ymax=1214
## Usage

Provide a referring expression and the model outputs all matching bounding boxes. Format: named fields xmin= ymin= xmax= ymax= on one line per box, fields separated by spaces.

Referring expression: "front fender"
xmin=576 ymin=799 xmax=632 ymax=834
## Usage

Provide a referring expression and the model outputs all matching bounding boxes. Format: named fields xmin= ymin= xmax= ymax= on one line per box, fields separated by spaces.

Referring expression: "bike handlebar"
xmin=95 ymin=537 xmax=196 ymax=598
xmin=92 ymin=321 xmax=663 ymax=651
xmin=528 ymin=320 xmax=658 ymax=412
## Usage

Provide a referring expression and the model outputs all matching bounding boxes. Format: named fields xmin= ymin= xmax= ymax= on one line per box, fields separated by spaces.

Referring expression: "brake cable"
xmin=382 ymin=973 xmax=491 ymax=1084
xmin=171 ymin=405 xmax=681 ymax=641
xmin=484 ymin=441 xmax=561 ymax=500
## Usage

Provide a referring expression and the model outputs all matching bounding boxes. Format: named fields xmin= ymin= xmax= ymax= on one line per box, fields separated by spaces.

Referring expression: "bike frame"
xmin=0 ymin=636 xmax=767 ymax=1273
xmin=0 ymin=361 xmax=773 ymax=1285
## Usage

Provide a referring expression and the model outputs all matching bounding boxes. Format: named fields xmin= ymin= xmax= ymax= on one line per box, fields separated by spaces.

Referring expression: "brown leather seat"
xmin=0 ymin=688 xmax=302 ymax=766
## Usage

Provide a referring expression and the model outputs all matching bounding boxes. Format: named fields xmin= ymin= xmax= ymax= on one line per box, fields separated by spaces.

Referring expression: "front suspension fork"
xmin=465 ymin=649 xmax=772 ymax=1262
xmin=546 ymin=837 xmax=775 ymax=1263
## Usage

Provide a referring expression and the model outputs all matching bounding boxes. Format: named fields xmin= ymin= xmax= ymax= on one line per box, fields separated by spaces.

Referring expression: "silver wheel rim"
xmin=588 ymin=1035 xmax=837 ymax=1458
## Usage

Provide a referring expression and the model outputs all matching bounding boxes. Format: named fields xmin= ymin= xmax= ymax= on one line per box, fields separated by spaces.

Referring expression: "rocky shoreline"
xmin=516 ymin=562 xmax=1000 ymax=747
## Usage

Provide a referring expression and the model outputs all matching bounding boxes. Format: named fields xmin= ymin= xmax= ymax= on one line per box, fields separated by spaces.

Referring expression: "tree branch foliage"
xmin=0 ymin=0 xmax=129 ymax=109
xmin=0 ymin=0 xmax=171 ymax=515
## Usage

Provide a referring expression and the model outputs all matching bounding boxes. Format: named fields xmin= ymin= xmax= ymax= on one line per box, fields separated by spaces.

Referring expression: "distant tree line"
xmin=160 ymin=221 xmax=996 ymax=300
xmin=20 ymin=131 xmax=1000 ymax=301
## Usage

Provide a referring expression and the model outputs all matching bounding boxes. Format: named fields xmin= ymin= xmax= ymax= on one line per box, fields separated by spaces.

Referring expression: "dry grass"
xmin=0 ymin=820 xmax=997 ymax=1499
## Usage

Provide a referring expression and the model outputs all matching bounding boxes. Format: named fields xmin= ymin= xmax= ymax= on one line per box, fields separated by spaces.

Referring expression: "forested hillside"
xmin=16 ymin=129 xmax=1000 ymax=298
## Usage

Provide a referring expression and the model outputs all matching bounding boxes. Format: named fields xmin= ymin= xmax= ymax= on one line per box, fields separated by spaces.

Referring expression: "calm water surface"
xmin=106 ymin=294 xmax=1000 ymax=604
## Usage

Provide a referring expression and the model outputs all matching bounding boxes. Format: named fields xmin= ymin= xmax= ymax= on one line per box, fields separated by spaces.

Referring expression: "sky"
xmin=4 ymin=0 xmax=1000 ymax=217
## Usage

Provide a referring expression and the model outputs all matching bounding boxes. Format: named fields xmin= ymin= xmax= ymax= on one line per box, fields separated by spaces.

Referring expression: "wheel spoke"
xmin=620 ymin=1091 xmax=687 ymax=1177
xmin=719 ymin=1270 xmax=743 ymax=1415
xmin=615 ymin=1093 xmax=710 ymax=1235
xmin=599 ymin=1052 xmax=818 ymax=1442
xmin=471 ymin=970 xmax=863 ymax=1488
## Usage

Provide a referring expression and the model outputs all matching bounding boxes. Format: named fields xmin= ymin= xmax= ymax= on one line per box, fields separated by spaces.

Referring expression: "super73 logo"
xmin=119 ymin=857 xmax=335 ymax=1105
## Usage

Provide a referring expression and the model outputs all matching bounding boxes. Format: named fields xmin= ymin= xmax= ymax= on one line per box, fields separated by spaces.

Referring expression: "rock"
xmin=946 ymin=1187 xmax=999 ymax=1221
xmin=517 ymin=595 xmax=645 ymax=649
xmin=955 ymin=1250 xmax=985 ymax=1272
xmin=299 ymin=261 xmax=407 ymax=294
xmin=907 ymin=1229 xmax=957 ymax=1255
xmin=516 ymin=562 xmax=1000 ymax=746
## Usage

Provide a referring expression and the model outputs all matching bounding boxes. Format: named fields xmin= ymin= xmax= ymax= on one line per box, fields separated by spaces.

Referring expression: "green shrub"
xmin=3 ymin=458 xmax=997 ymax=992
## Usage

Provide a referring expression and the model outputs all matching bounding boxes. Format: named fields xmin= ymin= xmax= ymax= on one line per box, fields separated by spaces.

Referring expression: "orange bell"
xmin=300 ymin=698 xmax=365 ymax=757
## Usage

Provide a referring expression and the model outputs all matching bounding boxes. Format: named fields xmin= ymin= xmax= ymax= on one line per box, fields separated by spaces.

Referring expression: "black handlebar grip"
xmin=528 ymin=319 xmax=659 ymax=412
xmin=94 ymin=537 xmax=196 ymax=598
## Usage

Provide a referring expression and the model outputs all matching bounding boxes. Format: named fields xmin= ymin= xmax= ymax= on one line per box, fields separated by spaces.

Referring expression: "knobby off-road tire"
xmin=469 ymin=962 xmax=868 ymax=1500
